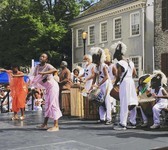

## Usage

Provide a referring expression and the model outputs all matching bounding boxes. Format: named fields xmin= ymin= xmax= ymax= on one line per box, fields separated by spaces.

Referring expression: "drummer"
xmin=148 ymin=70 xmax=168 ymax=129
xmin=137 ymin=74 xmax=151 ymax=127
xmin=90 ymin=47 xmax=113 ymax=125
xmin=104 ymin=48 xmax=117 ymax=113
xmin=79 ymin=54 xmax=95 ymax=95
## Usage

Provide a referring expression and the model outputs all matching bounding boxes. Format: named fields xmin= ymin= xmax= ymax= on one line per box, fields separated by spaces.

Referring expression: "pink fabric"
xmin=31 ymin=64 xmax=62 ymax=120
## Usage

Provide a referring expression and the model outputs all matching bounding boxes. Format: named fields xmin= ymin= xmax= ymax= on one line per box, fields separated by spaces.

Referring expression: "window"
xmin=130 ymin=56 xmax=142 ymax=78
xmin=76 ymin=29 xmax=83 ymax=47
xmin=100 ymin=22 xmax=107 ymax=42
xmin=113 ymin=17 xmax=122 ymax=39
xmin=162 ymin=0 xmax=168 ymax=31
xmin=161 ymin=53 xmax=168 ymax=77
xmin=130 ymin=12 xmax=140 ymax=36
xmin=88 ymin=25 xmax=95 ymax=45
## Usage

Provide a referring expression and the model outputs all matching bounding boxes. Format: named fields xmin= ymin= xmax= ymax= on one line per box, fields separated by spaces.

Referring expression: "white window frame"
xmin=88 ymin=25 xmax=95 ymax=45
xmin=113 ymin=17 xmax=122 ymax=40
xmin=76 ymin=28 xmax=83 ymax=47
xmin=130 ymin=56 xmax=142 ymax=79
xmin=100 ymin=21 xmax=107 ymax=43
xmin=130 ymin=12 xmax=140 ymax=37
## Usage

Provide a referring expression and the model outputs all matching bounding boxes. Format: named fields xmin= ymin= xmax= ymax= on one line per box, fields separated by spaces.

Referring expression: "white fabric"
xmin=84 ymin=63 xmax=95 ymax=91
xmin=119 ymin=60 xmax=138 ymax=126
xmin=129 ymin=107 xmax=137 ymax=125
xmin=151 ymin=87 xmax=168 ymax=124
xmin=34 ymin=98 xmax=43 ymax=111
xmin=94 ymin=63 xmax=113 ymax=121
xmin=139 ymin=106 xmax=148 ymax=122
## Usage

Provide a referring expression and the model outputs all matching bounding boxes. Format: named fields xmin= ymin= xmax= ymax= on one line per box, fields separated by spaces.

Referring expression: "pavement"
xmin=0 ymin=111 xmax=168 ymax=150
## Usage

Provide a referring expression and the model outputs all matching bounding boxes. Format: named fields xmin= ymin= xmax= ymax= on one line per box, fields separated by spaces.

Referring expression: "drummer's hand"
xmin=152 ymin=93 xmax=157 ymax=98
xmin=92 ymin=84 xmax=99 ymax=88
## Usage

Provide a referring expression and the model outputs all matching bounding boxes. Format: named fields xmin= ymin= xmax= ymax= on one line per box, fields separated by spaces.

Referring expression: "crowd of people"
xmin=0 ymin=41 xmax=168 ymax=132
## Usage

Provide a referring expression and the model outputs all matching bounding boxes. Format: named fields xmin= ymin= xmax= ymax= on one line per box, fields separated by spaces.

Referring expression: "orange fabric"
xmin=7 ymin=70 xmax=28 ymax=112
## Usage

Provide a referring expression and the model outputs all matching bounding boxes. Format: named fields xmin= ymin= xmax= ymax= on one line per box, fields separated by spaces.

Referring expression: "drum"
xmin=70 ymin=87 xmax=84 ymax=118
xmin=61 ymin=90 xmax=71 ymax=115
xmin=83 ymin=97 xmax=99 ymax=120
xmin=110 ymin=85 xmax=119 ymax=100
xmin=138 ymin=98 xmax=156 ymax=117
xmin=88 ymin=88 xmax=104 ymax=105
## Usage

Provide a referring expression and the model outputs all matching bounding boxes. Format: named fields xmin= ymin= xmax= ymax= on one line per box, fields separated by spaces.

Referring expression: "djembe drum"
xmin=83 ymin=96 xmax=99 ymax=120
xmin=61 ymin=90 xmax=71 ymax=115
xmin=138 ymin=98 xmax=156 ymax=117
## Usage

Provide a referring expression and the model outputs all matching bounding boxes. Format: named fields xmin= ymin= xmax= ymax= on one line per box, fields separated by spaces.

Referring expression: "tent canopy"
xmin=0 ymin=72 xmax=28 ymax=84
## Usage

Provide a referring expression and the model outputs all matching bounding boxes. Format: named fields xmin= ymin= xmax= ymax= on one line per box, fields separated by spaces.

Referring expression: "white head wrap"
xmin=90 ymin=47 xmax=106 ymax=63
xmin=152 ymin=70 xmax=167 ymax=86
xmin=111 ymin=41 xmax=127 ymax=54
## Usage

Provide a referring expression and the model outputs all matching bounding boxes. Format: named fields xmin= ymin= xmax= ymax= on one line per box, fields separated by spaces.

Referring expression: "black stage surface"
xmin=0 ymin=111 xmax=168 ymax=150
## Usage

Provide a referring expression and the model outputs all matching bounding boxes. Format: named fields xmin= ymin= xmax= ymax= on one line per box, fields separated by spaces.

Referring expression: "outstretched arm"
xmin=39 ymin=68 xmax=57 ymax=75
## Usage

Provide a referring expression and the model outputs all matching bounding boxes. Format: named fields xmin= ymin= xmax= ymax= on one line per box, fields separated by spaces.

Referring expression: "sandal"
xmin=36 ymin=124 xmax=48 ymax=130
xmin=20 ymin=116 xmax=25 ymax=120
xmin=47 ymin=127 xmax=59 ymax=132
xmin=11 ymin=116 xmax=19 ymax=120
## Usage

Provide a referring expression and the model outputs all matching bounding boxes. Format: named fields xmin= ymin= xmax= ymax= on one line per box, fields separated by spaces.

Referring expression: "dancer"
xmin=0 ymin=65 xmax=28 ymax=120
xmin=32 ymin=53 xmax=62 ymax=132
xmin=112 ymin=41 xmax=138 ymax=130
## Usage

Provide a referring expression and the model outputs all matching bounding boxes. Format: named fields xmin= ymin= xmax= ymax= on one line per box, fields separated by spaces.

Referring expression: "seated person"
xmin=71 ymin=68 xmax=80 ymax=84
xmin=137 ymin=74 xmax=152 ymax=127
xmin=33 ymin=90 xmax=44 ymax=111
xmin=0 ymin=85 xmax=12 ymax=112
xmin=147 ymin=71 xmax=168 ymax=129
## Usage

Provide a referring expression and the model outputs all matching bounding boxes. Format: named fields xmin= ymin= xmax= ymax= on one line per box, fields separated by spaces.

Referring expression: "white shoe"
xmin=150 ymin=124 xmax=160 ymax=129
xmin=141 ymin=122 xmax=148 ymax=127
xmin=114 ymin=124 xmax=127 ymax=130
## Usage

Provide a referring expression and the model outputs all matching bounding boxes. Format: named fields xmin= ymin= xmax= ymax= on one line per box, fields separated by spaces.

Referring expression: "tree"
xmin=0 ymin=0 xmax=94 ymax=69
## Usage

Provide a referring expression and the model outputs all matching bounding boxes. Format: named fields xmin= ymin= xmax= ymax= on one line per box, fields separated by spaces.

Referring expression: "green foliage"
xmin=0 ymin=0 xmax=94 ymax=69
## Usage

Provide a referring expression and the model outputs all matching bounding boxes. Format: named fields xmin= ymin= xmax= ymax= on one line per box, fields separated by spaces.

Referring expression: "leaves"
xmin=0 ymin=0 xmax=96 ymax=69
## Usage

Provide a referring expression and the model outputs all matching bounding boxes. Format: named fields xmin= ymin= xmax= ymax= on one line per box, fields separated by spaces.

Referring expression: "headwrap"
xmin=151 ymin=70 xmax=167 ymax=87
xmin=104 ymin=48 xmax=111 ymax=62
xmin=111 ymin=41 xmax=127 ymax=55
xmin=90 ymin=47 xmax=106 ymax=63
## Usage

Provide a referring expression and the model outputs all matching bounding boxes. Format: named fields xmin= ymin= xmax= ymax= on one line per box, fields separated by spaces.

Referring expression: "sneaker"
xmin=127 ymin=122 xmax=136 ymax=129
xmin=97 ymin=120 xmax=105 ymax=124
xmin=141 ymin=122 xmax=148 ymax=128
xmin=113 ymin=124 xmax=127 ymax=130
xmin=150 ymin=124 xmax=160 ymax=129
xmin=105 ymin=120 xmax=112 ymax=125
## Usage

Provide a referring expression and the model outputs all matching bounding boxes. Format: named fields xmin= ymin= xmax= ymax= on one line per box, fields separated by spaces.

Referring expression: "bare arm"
xmin=132 ymin=67 xmax=137 ymax=78
xmin=39 ymin=68 xmax=57 ymax=75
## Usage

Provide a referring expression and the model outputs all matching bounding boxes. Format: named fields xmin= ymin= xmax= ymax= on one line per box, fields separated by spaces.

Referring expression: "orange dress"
xmin=7 ymin=70 xmax=28 ymax=112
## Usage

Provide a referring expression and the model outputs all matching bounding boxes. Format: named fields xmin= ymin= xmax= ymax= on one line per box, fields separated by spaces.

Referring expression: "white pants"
xmin=139 ymin=106 xmax=148 ymax=123
xmin=129 ymin=107 xmax=137 ymax=125
xmin=99 ymin=95 xmax=113 ymax=121
xmin=152 ymin=102 xmax=167 ymax=125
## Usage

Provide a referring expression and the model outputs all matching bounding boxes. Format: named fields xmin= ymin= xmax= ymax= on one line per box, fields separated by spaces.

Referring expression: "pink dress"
xmin=33 ymin=63 xmax=62 ymax=120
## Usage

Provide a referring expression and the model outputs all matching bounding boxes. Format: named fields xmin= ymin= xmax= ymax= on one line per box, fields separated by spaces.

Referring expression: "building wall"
xmin=71 ymin=0 xmax=154 ymax=74
xmin=154 ymin=0 xmax=168 ymax=70
xmin=72 ymin=9 xmax=143 ymax=61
